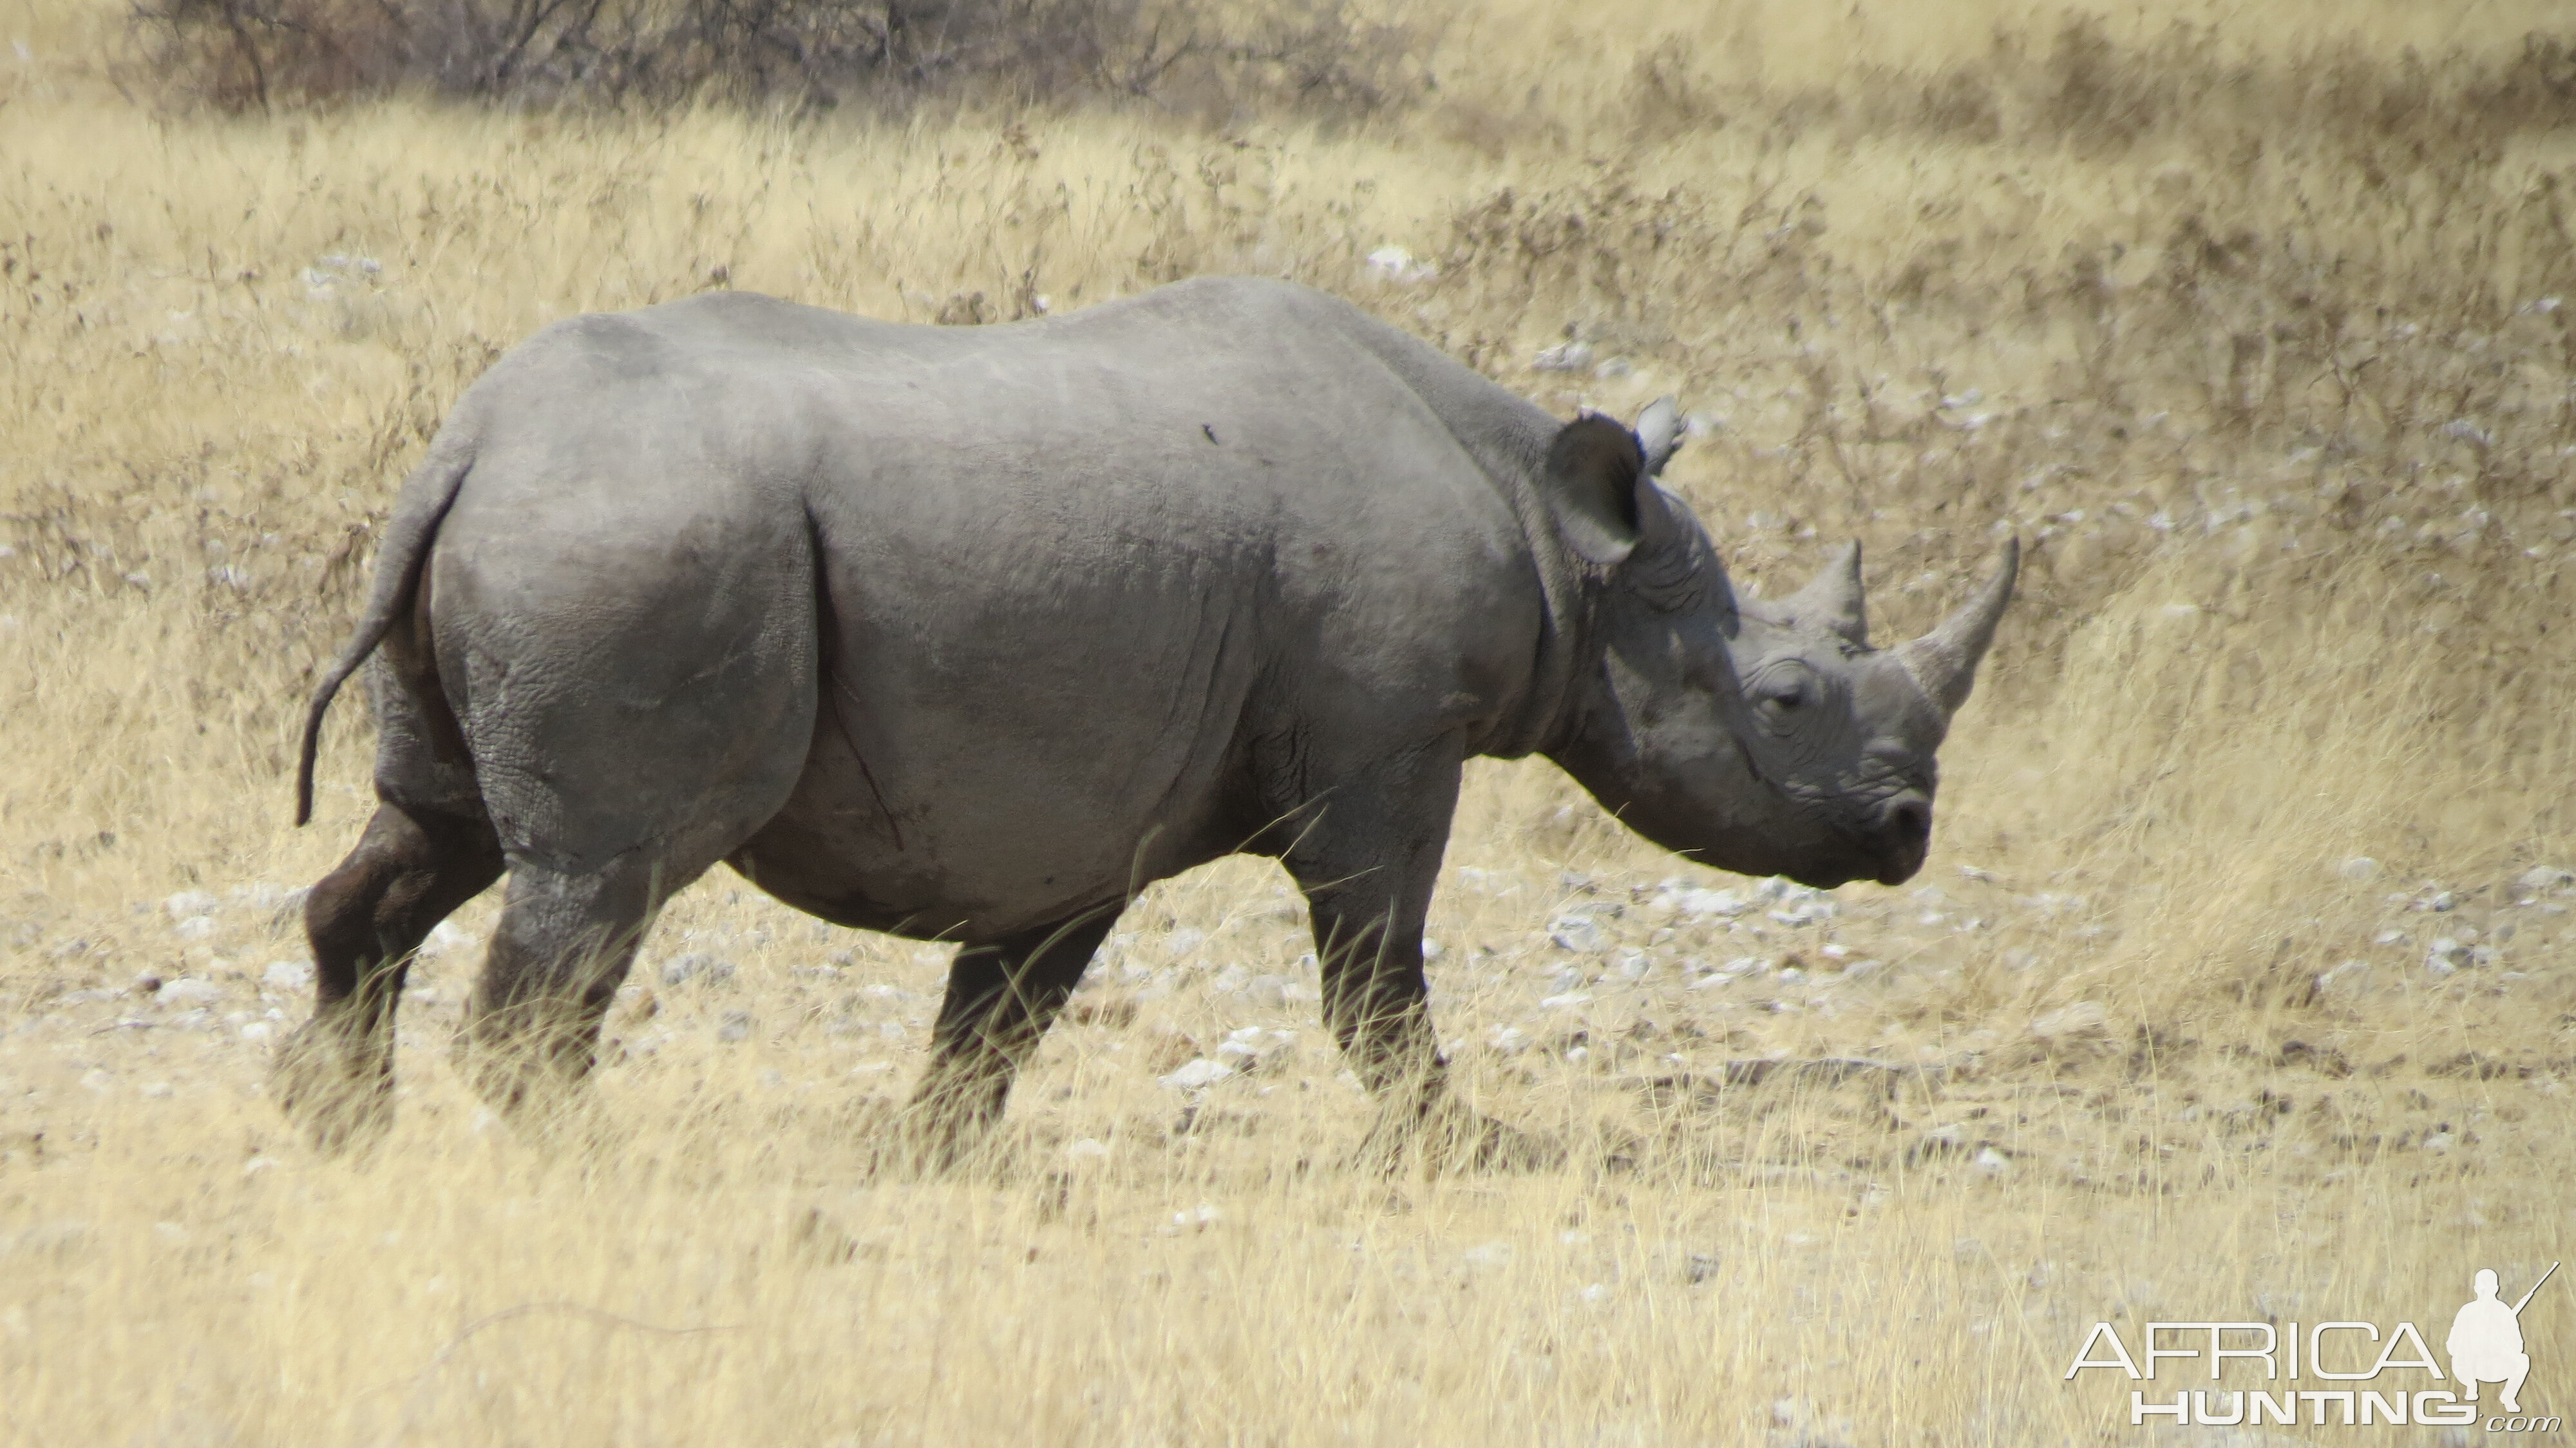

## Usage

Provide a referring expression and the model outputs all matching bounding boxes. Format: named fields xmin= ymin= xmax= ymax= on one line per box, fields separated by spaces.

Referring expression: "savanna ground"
xmin=6 ymin=1 xmax=2576 ymax=1442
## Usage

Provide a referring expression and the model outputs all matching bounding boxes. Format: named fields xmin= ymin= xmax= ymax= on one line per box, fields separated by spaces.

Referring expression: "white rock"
xmin=239 ymin=1022 xmax=274 ymax=1043
xmin=1673 ymin=888 xmax=1748 ymax=918
xmin=1612 ymin=949 xmax=1651 ymax=980
xmin=163 ymin=891 xmax=219 ymax=921
xmin=1973 ymin=1147 xmax=2013 ymax=1177
xmin=1166 ymin=928 xmax=1206 ymax=957
xmin=1489 ymin=1026 xmax=1530 ymax=1054
xmin=2336 ymin=856 xmax=2383 ymax=882
xmin=1065 ymin=1138 xmax=1110 ymax=1161
xmin=1539 ymin=991 xmax=1592 ymax=1010
xmin=156 ymin=977 xmax=223 ymax=1005
xmin=1548 ymin=915 xmax=1605 ymax=952
xmin=2029 ymin=1002 xmax=2108 ymax=1040
xmin=2426 ymin=938 xmax=2472 ymax=975
xmin=1533 ymin=340 xmax=1594 ymax=373
xmin=715 ymin=1010 xmax=752 ymax=1043
xmin=261 ymin=959 xmax=314 ymax=991
xmin=140 ymin=1081 xmax=173 ymax=1099
xmin=1159 ymin=1058 xmax=1234 ymax=1091
xmin=1363 ymin=245 xmax=1435 ymax=284
xmin=173 ymin=915 xmax=217 ymax=940
xmin=2519 ymin=866 xmax=2574 ymax=895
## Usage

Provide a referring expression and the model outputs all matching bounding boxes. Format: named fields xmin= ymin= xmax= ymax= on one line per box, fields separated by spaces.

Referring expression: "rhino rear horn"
xmin=1896 ymin=537 xmax=2019 ymax=716
xmin=1780 ymin=539 xmax=1867 ymax=645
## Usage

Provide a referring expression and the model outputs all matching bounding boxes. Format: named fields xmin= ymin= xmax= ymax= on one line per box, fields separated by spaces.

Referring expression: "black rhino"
xmin=277 ymin=276 xmax=2015 ymax=1157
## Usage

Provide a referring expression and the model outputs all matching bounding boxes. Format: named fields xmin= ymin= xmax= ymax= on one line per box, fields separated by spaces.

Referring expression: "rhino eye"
xmin=1757 ymin=683 xmax=1804 ymax=717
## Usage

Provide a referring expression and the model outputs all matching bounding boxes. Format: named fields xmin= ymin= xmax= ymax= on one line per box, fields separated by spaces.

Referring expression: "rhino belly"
xmin=728 ymin=572 xmax=1261 ymax=942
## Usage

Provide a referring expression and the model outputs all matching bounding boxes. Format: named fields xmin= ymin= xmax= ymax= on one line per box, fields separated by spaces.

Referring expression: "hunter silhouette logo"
xmin=2065 ymin=1261 xmax=2561 ymax=1431
xmin=2453 ymin=1263 xmax=2556 ymax=1415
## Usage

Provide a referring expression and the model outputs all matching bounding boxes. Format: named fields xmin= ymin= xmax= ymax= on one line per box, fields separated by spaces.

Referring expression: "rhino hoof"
xmin=269 ymin=1021 xmax=394 ymax=1156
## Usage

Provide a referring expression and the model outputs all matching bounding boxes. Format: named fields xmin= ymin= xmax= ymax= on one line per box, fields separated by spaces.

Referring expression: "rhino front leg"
xmin=905 ymin=910 xmax=1119 ymax=1165
xmin=1282 ymin=740 xmax=1560 ymax=1170
xmin=1280 ymin=741 xmax=1475 ymax=1138
xmin=274 ymin=803 xmax=504 ymax=1152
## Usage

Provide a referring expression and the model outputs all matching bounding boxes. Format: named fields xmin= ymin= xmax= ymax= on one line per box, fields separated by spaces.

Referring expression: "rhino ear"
xmin=1542 ymin=411 xmax=1650 ymax=567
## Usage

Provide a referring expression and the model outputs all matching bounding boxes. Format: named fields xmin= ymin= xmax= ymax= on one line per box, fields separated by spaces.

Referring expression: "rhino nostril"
xmin=1884 ymin=799 xmax=1931 ymax=848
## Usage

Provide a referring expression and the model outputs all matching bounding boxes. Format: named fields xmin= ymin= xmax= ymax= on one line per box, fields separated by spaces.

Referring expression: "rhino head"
xmin=1539 ymin=398 xmax=2017 ymax=889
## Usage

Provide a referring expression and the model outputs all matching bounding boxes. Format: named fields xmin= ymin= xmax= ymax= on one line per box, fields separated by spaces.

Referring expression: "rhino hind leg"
xmin=273 ymin=803 xmax=504 ymax=1152
xmin=455 ymin=853 xmax=693 ymax=1126
xmin=901 ymin=910 xmax=1120 ymax=1168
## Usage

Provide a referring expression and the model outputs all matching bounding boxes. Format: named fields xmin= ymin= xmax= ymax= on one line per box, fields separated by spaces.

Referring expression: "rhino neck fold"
xmin=1327 ymin=318 xmax=1605 ymax=761
xmin=1481 ymin=499 xmax=1614 ymax=762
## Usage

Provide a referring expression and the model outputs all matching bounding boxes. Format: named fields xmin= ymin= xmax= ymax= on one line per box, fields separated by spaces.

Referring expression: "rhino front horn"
xmin=1896 ymin=537 xmax=2019 ymax=716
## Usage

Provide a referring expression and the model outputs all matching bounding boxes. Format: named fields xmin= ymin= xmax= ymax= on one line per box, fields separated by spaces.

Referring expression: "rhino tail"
xmin=293 ymin=446 xmax=474 ymax=826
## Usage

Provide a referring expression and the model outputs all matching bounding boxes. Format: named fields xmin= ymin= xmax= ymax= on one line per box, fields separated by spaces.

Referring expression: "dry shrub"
xmin=127 ymin=0 xmax=1426 ymax=113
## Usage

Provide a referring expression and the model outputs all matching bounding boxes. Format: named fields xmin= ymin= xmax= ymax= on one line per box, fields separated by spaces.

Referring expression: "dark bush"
xmin=129 ymin=0 xmax=1426 ymax=114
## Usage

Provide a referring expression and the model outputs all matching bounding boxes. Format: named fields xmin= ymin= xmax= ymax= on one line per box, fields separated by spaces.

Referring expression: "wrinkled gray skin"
xmin=274 ymin=276 xmax=2015 ymax=1157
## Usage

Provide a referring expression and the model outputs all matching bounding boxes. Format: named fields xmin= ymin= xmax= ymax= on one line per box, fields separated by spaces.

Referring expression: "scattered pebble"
xmin=660 ymin=953 xmax=736 ymax=987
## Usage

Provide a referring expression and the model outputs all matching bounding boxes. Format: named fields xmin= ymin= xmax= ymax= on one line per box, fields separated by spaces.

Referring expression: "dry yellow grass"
xmin=5 ymin=2 xmax=2576 ymax=1443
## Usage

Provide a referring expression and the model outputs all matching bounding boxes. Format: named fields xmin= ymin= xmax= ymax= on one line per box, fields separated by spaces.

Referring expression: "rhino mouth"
xmin=1799 ymin=797 xmax=1930 ymax=888
xmin=1870 ymin=798 xmax=1933 ymax=884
